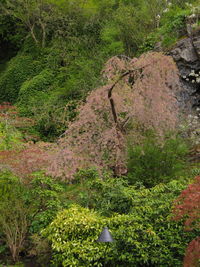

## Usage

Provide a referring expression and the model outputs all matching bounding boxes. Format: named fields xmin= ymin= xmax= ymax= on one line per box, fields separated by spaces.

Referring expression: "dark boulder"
xmin=169 ymin=29 xmax=200 ymax=110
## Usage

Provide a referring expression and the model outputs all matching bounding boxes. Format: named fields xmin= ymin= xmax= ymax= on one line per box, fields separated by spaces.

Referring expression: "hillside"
xmin=0 ymin=0 xmax=200 ymax=266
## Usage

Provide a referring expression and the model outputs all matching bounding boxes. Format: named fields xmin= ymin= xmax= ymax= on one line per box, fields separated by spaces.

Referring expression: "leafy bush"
xmin=44 ymin=204 xmax=106 ymax=267
xmin=0 ymin=121 xmax=22 ymax=151
xmin=0 ymin=171 xmax=66 ymax=263
xmin=111 ymin=179 xmax=197 ymax=266
xmin=0 ymin=54 xmax=43 ymax=102
xmin=17 ymin=68 xmax=59 ymax=138
xmin=19 ymin=69 xmax=54 ymax=95
xmin=28 ymin=172 xmax=66 ymax=233
xmin=100 ymin=23 xmax=124 ymax=56
xmin=138 ymin=3 xmax=194 ymax=52
xmin=138 ymin=33 xmax=158 ymax=54
xmin=75 ymin=169 xmax=133 ymax=216
xmin=18 ymin=69 xmax=54 ymax=114
xmin=45 ymin=179 xmax=199 ymax=267
xmin=103 ymin=4 xmax=153 ymax=55
xmin=159 ymin=7 xmax=190 ymax=48
xmin=127 ymin=136 xmax=188 ymax=187
xmin=29 ymin=233 xmax=52 ymax=266
xmin=0 ymin=172 xmax=29 ymax=262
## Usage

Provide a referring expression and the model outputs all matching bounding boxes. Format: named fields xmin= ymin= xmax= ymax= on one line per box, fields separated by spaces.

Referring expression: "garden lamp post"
xmin=97 ymin=227 xmax=114 ymax=242
xmin=97 ymin=227 xmax=114 ymax=266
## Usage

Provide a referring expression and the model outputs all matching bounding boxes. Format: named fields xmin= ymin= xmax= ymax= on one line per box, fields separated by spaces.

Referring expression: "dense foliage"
xmin=45 ymin=179 xmax=199 ymax=267
xmin=0 ymin=0 xmax=200 ymax=266
xmin=48 ymin=52 xmax=182 ymax=180
xmin=127 ymin=135 xmax=189 ymax=187
xmin=0 ymin=0 xmax=199 ymax=139
xmin=173 ymin=176 xmax=200 ymax=266
xmin=0 ymin=171 xmax=65 ymax=262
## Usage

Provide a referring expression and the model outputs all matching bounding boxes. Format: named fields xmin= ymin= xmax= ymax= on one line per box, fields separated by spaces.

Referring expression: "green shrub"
xmin=28 ymin=172 xmax=66 ymax=233
xmin=110 ymin=179 xmax=199 ymax=266
xmin=127 ymin=136 xmax=188 ymax=187
xmin=29 ymin=233 xmax=52 ymax=266
xmin=100 ymin=23 xmax=124 ymax=56
xmin=138 ymin=32 xmax=159 ymax=54
xmin=55 ymin=53 xmax=103 ymax=100
xmin=0 ymin=171 xmax=66 ymax=262
xmin=75 ymin=169 xmax=133 ymax=216
xmin=191 ymin=166 xmax=200 ymax=176
xmin=44 ymin=204 xmax=106 ymax=267
xmin=0 ymin=54 xmax=43 ymax=102
xmin=18 ymin=69 xmax=54 ymax=114
xmin=44 ymin=179 xmax=198 ymax=267
xmin=0 ymin=171 xmax=29 ymax=262
xmin=106 ymin=4 xmax=153 ymax=56
xmin=159 ymin=7 xmax=190 ymax=48
xmin=19 ymin=69 xmax=54 ymax=95
xmin=0 ymin=121 xmax=22 ymax=151
xmin=17 ymin=69 xmax=57 ymax=138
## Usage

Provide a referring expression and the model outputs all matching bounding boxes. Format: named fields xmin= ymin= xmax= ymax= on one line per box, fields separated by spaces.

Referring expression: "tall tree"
xmin=48 ymin=52 xmax=181 ymax=181
xmin=0 ymin=0 xmax=54 ymax=47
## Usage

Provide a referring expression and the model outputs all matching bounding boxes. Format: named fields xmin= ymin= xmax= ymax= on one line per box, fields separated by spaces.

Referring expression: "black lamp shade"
xmin=97 ymin=227 xmax=114 ymax=242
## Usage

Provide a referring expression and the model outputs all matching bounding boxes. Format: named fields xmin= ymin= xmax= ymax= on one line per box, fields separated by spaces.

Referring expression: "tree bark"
xmin=39 ymin=19 xmax=46 ymax=48
xmin=29 ymin=24 xmax=39 ymax=46
xmin=107 ymin=70 xmax=131 ymax=132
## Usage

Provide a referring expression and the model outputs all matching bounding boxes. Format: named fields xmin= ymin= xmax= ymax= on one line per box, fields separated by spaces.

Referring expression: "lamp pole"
xmin=97 ymin=227 xmax=114 ymax=267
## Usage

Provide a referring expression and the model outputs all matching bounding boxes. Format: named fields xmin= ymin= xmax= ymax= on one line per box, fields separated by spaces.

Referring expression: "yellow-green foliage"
xmin=45 ymin=180 xmax=199 ymax=267
xmin=0 ymin=121 xmax=22 ymax=151
xmin=44 ymin=205 xmax=106 ymax=267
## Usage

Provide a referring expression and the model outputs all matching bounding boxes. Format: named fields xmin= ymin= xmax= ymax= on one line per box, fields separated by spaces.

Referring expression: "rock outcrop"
xmin=170 ymin=28 xmax=200 ymax=110
xmin=169 ymin=28 xmax=200 ymax=161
